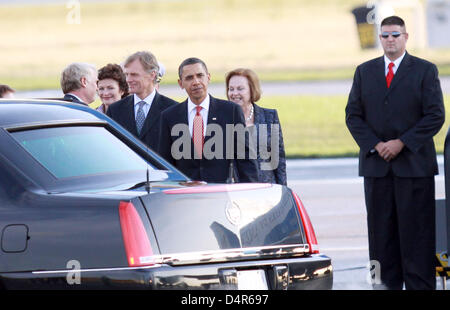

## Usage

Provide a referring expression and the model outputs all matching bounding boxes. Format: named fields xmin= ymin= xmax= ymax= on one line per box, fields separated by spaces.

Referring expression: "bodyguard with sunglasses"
xmin=346 ymin=16 xmax=445 ymax=290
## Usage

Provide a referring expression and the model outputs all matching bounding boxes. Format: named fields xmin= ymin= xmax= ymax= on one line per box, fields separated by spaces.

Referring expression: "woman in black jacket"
xmin=225 ymin=68 xmax=287 ymax=185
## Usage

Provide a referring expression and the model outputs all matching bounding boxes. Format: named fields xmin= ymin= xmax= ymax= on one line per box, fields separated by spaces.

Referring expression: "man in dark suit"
xmin=158 ymin=57 xmax=258 ymax=183
xmin=106 ymin=51 xmax=177 ymax=151
xmin=60 ymin=62 xmax=98 ymax=106
xmin=346 ymin=16 xmax=445 ymax=290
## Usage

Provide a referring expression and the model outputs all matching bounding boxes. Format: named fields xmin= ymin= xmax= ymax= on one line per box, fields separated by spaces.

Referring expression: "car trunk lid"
xmin=137 ymin=183 xmax=309 ymax=265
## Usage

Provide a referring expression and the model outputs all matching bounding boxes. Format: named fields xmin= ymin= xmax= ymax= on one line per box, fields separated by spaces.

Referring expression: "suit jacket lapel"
xmin=253 ymin=103 xmax=264 ymax=125
xmin=122 ymin=96 xmax=138 ymax=136
xmin=179 ymin=99 xmax=189 ymax=125
xmin=177 ymin=99 xmax=195 ymax=159
xmin=205 ymin=95 xmax=218 ymax=144
xmin=139 ymin=92 xmax=161 ymax=138
xmin=371 ymin=56 xmax=388 ymax=92
xmin=387 ymin=52 xmax=413 ymax=93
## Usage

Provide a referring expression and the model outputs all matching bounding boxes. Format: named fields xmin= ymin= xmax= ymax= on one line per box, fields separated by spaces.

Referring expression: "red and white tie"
xmin=386 ymin=62 xmax=395 ymax=88
xmin=192 ymin=106 xmax=204 ymax=159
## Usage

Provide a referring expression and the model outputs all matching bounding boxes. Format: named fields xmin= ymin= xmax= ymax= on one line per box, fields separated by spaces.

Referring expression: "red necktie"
xmin=386 ymin=62 xmax=395 ymax=88
xmin=192 ymin=106 xmax=204 ymax=159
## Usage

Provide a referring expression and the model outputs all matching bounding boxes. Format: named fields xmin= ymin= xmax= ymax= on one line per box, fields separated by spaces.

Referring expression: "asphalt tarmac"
xmin=286 ymin=156 xmax=448 ymax=290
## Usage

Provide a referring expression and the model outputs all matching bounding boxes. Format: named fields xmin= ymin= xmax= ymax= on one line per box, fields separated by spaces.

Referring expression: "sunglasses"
xmin=381 ymin=31 xmax=405 ymax=39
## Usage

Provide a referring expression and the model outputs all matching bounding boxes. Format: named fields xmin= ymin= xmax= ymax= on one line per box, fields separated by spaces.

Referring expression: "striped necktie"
xmin=192 ymin=105 xmax=204 ymax=159
xmin=136 ymin=101 xmax=146 ymax=135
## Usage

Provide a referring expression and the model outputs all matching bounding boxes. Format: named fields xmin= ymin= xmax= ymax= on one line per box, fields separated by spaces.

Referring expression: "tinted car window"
xmin=11 ymin=126 xmax=154 ymax=179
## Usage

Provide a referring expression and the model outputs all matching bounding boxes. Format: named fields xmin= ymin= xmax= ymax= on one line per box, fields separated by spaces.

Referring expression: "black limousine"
xmin=0 ymin=99 xmax=332 ymax=290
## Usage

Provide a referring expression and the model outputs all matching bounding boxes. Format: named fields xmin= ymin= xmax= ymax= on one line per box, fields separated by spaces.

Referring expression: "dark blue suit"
xmin=346 ymin=52 xmax=445 ymax=289
xmin=106 ymin=93 xmax=177 ymax=151
xmin=158 ymin=95 xmax=259 ymax=183
xmin=253 ymin=104 xmax=287 ymax=185
xmin=63 ymin=94 xmax=87 ymax=106
xmin=346 ymin=52 xmax=444 ymax=178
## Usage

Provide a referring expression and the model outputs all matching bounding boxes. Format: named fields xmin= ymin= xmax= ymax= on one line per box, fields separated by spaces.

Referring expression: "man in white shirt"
xmin=158 ymin=57 xmax=258 ymax=183
xmin=61 ymin=62 xmax=98 ymax=106
xmin=346 ymin=16 xmax=445 ymax=290
xmin=106 ymin=51 xmax=177 ymax=151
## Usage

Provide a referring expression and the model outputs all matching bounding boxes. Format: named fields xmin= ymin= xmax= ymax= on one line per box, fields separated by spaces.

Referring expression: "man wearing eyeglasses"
xmin=346 ymin=16 xmax=445 ymax=290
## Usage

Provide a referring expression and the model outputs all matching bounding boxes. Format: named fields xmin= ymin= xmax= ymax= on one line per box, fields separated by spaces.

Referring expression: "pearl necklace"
xmin=246 ymin=105 xmax=254 ymax=122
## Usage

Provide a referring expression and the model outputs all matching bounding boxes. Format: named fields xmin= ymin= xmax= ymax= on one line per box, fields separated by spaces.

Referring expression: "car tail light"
xmin=292 ymin=192 xmax=319 ymax=254
xmin=119 ymin=201 xmax=154 ymax=267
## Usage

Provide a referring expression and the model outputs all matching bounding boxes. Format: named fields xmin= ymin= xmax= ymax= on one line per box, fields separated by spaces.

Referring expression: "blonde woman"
xmin=226 ymin=68 xmax=286 ymax=185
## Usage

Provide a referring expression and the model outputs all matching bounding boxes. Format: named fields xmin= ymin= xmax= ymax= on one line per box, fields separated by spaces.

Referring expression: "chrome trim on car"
xmin=5 ymin=120 xmax=107 ymax=132
xmin=32 ymin=244 xmax=309 ymax=274
xmin=153 ymin=244 xmax=309 ymax=266
xmin=32 ymin=264 xmax=163 ymax=274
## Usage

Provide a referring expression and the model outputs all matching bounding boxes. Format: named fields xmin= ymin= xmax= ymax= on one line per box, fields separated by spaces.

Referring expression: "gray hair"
xmin=124 ymin=51 xmax=159 ymax=82
xmin=60 ymin=62 xmax=96 ymax=94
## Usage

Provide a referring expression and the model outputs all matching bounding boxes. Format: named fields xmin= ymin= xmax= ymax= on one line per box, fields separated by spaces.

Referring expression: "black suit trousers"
xmin=364 ymin=172 xmax=436 ymax=290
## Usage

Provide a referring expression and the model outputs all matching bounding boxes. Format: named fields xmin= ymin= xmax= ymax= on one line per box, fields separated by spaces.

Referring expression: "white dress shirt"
xmin=369 ymin=51 xmax=407 ymax=155
xmin=134 ymin=90 xmax=156 ymax=119
xmin=187 ymin=95 xmax=210 ymax=137
xmin=384 ymin=51 xmax=406 ymax=76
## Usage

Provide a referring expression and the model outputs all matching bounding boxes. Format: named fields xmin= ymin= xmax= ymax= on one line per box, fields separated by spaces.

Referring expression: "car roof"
xmin=0 ymin=99 xmax=189 ymax=190
xmin=0 ymin=99 xmax=102 ymax=129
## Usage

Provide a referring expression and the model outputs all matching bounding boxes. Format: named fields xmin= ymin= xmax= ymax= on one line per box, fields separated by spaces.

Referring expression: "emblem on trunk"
xmin=225 ymin=201 xmax=241 ymax=226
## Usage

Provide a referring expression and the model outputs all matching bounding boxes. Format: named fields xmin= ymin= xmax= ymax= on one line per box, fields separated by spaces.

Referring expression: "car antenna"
xmin=145 ymin=144 xmax=151 ymax=194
